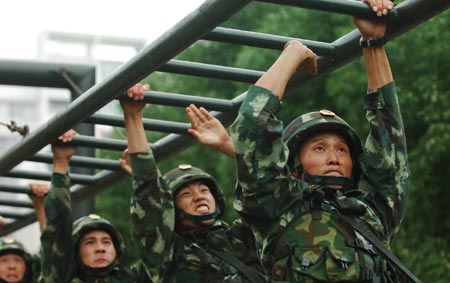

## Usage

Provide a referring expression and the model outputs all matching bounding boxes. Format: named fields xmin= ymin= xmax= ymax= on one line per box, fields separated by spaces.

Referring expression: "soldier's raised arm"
xmin=121 ymin=83 xmax=175 ymax=282
xmin=28 ymin=182 xmax=49 ymax=233
xmin=40 ymin=129 xmax=77 ymax=283
xmin=186 ymin=104 xmax=235 ymax=158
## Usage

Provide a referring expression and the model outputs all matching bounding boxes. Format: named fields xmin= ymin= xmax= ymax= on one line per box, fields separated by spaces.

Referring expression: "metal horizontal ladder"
xmin=0 ymin=0 xmax=448 ymax=236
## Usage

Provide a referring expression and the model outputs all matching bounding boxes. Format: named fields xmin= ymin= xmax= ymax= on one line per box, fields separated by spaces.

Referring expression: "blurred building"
xmin=0 ymin=31 xmax=146 ymax=253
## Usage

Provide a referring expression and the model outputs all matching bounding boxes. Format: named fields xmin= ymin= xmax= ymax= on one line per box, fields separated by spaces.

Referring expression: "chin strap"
xmin=185 ymin=211 xmax=219 ymax=227
xmin=78 ymin=262 xmax=115 ymax=279
xmin=177 ymin=207 xmax=221 ymax=229
xmin=303 ymin=172 xmax=350 ymax=187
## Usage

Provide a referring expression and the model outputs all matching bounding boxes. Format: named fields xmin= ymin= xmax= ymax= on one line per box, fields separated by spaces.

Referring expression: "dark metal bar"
xmin=256 ymin=0 xmax=398 ymax=19
xmin=0 ymin=170 xmax=130 ymax=236
xmin=386 ymin=0 xmax=450 ymax=40
xmin=71 ymin=79 xmax=96 ymax=219
xmin=70 ymin=135 xmax=129 ymax=151
xmin=285 ymin=0 xmax=450 ymax=92
xmin=28 ymin=153 xmax=123 ymax=171
xmin=1 ymin=0 xmax=449 ymax=237
xmin=0 ymin=60 xmax=94 ymax=88
xmin=85 ymin=114 xmax=191 ymax=134
xmin=127 ymin=90 xmax=237 ymax=111
xmin=0 ymin=199 xmax=33 ymax=208
xmin=160 ymin=60 xmax=263 ymax=82
xmin=0 ymin=184 xmax=32 ymax=194
xmin=0 ymin=0 xmax=253 ymax=176
xmin=204 ymin=27 xmax=335 ymax=56
xmin=0 ymin=213 xmax=36 ymax=236
xmin=0 ymin=211 xmax=31 ymax=219
xmin=4 ymin=170 xmax=96 ymax=185
xmin=71 ymin=170 xmax=129 ymax=202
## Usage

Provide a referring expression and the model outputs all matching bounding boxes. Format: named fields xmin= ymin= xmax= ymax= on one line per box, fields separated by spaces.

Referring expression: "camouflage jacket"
xmin=40 ymin=173 xmax=149 ymax=283
xmin=230 ymin=82 xmax=410 ymax=282
xmin=129 ymin=151 xmax=266 ymax=283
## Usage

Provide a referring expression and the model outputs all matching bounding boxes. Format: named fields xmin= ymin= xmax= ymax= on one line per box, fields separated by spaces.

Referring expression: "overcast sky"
xmin=0 ymin=0 xmax=206 ymax=60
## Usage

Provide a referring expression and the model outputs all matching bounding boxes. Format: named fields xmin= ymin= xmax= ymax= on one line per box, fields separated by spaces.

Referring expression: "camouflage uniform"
xmin=230 ymin=82 xmax=410 ymax=282
xmin=40 ymin=173 xmax=150 ymax=283
xmin=129 ymin=151 xmax=266 ymax=283
xmin=0 ymin=237 xmax=40 ymax=283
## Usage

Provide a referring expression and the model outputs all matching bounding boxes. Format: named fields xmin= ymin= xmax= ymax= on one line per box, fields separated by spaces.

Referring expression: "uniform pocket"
xmin=291 ymin=245 xmax=360 ymax=282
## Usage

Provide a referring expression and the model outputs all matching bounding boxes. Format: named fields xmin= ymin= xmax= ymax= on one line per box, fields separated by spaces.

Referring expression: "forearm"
xmin=255 ymin=40 xmax=314 ymax=99
xmin=362 ymin=82 xmax=409 ymax=237
xmin=216 ymin=138 xmax=235 ymax=159
xmin=124 ymin=111 xmax=149 ymax=153
xmin=129 ymin=152 xmax=174 ymax=281
xmin=41 ymin=173 xmax=73 ymax=282
xmin=52 ymin=157 xmax=69 ymax=174
xmin=363 ymin=45 xmax=393 ymax=92
xmin=32 ymin=201 xmax=46 ymax=233
xmin=231 ymin=86 xmax=297 ymax=220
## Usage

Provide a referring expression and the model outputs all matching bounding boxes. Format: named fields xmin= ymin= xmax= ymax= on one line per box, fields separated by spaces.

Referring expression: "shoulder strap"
xmin=208 ymin=248 xmax=264 ymax=283
xmin=163 ymin=236 xmax=186 ymax=282
xmin=340 ymin=214 xmax=422 ymax=283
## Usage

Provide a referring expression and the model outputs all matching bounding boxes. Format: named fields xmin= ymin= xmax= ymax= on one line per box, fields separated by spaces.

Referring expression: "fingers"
xmin=199 ymin=107 xmax=213 ymax=121
xmin=28 ymin=182 xmax=49 ymax=197
xmin=122 ymin=148 xmax=130 ymax=162
xmin=186 ymin=104 xmax=212 ymax=127
xmin=364 ymin=0 xmax=394 ymax=16
xmin=58 ymin=129 xmax=78 ymax=143
xmin=187 ymin=128 xmax=200 ymax=140
xmin=186 ymin=106 xmax=199 ymax=129
xmin=126 ymin=83 xmax=150 ymax=101
xmin=307 ymin=57 xmax=318 ymax=76
xmin=119 ymin=159 xmax=132 ymax=175
xmin=297 ymin=50 xmax=318 ymax=76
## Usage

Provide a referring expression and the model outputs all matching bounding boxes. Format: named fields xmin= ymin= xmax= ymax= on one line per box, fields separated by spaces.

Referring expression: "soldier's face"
xmin=0 ymin=253 xmax=26 ymax=283
xmin=79 ymin=230 xmax=117 ymax=268
xmin=298 ymin=131 xmax=353 ymax=184
xmin=175 ymin=181 xmax=217 ymax=229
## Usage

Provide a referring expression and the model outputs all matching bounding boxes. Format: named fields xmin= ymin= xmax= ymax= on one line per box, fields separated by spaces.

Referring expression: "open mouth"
xmin=195 ymin=204 xmax=210 ymax=213
xmin=324 ymin=170 xmax=342 ymax=176
xmin=6 ymin=274 xmax=19 ymax=280
xmin=94 ymin=258 xmax=109 ymax=265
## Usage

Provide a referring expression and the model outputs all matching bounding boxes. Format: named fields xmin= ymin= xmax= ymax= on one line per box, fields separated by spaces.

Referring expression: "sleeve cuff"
xmin=51 ymin=173 xmax=70 ymax=189
xmin=245 ymin=85 xmax=282 ymax=114
xmin=129 ymin=150 xmax=156 ymax=176
xmin=364 ymin=82 xmax=396 ymax=110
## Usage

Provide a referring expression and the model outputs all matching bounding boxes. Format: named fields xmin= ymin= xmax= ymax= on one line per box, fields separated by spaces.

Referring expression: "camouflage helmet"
xmin=0 ymin=238 xmax=26 ymax=255
xmin=164 ymin=164 xmax=226 ymax=218
xmin=282 ymin=110 xmax=363 ymax=180
xmin=0 ymin=237 xmax=33 ymax=281
xmin=72 ymin=214 xmax=127 ymax=266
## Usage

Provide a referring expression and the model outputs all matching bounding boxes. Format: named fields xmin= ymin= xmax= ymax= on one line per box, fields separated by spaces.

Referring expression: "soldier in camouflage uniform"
xmin=0 ymin=237 xmax=37 ymax=283
xmin=120 ymin=84 xmax=266 ymax=283
xmin=230 ymin=0 xmax=412 ymax=282
xmin=0 ymin=184 xmax=48 ymax=283
xmin=39 ymin=129 xmax=149 ymax=283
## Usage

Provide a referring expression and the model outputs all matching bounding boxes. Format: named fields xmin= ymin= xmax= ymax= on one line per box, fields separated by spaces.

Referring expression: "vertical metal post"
xmin=67 ymin=70 xmax=96 ymax=219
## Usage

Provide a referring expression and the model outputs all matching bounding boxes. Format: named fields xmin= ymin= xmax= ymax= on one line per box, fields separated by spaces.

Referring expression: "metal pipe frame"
xmin=204 ymin=27 xmax=335 ymax=55
xmin=255 ymin=0 xmax=399 ymax=19
xmin=0 ymin=0 xmax=448 ymax=235
xmin=160 ymin=60 xmax=264 ymax=83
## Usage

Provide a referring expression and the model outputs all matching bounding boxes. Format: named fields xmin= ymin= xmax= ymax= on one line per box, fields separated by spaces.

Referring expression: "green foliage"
xmin=95 ymin=4 xmax=450 ymax=280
